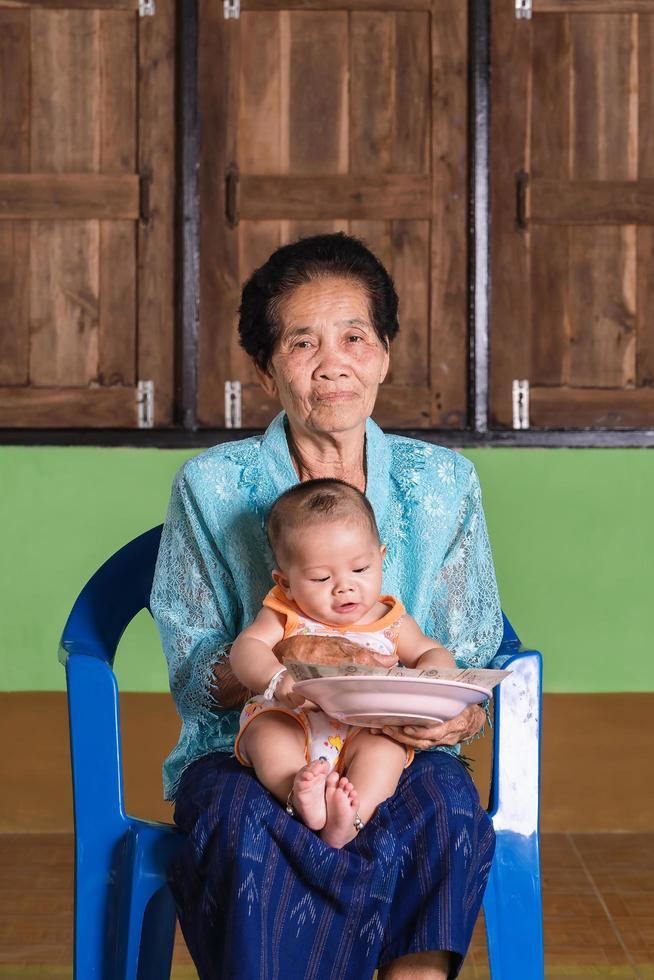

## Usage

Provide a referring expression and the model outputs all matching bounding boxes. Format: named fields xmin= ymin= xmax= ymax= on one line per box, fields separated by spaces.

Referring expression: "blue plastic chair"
xmin=59 ymin=525 xmax=543 ymax=979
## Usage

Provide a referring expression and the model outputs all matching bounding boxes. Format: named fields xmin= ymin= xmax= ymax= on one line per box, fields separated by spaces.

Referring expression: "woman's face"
xmin=256 ymin=276 xmax=390 ymax=437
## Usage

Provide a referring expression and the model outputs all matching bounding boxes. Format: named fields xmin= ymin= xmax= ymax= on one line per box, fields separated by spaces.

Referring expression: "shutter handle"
xmin=515 ymin=170 xmax=529 ymax=231
xmin=225 ymin=164 xmax=240 ymax=229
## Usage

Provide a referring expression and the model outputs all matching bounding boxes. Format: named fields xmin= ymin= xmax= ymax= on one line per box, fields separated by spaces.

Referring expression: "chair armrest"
xmin=487 ymin=649 xmax=542 ymax=837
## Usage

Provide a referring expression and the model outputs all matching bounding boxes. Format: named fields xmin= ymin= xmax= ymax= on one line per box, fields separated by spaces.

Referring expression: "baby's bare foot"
xmin=291 ymin=759 xmax=330 ymax=831
xmin=320 ymin=772 xmax=360 ymax=849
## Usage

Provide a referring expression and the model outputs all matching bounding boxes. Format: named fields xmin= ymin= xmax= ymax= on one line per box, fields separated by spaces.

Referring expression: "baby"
xmin=230 ymin=479 xmax=456 ymax=849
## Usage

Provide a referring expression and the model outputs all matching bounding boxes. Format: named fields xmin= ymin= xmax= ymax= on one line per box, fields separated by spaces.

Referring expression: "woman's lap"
xmin=170 ymin=751 xmax=495 ymax=980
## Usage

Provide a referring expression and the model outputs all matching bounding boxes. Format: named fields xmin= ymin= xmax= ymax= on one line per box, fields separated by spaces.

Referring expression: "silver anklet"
xmin=353 ymin=812 xmax=365 ymax=833
xmin=285 ymin=789 xmax=295 ymax=817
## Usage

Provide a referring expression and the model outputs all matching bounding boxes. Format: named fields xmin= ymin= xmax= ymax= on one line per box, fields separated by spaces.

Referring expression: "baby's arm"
xmin=229 ymin=608 xmax=306 ymax=708
xmin=396 ymin=615 xmax=457 ymax=671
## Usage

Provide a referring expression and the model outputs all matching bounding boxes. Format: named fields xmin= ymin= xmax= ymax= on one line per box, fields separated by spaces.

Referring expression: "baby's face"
xmin=274 ymin=519 xmax=385 ymax=626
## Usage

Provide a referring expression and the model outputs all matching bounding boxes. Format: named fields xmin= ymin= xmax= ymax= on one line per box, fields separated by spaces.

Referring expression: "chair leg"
xmin=483 ymin=830 xmax=544 ymax=980
xmin=137 ymin=885 xmax=178 ymax=980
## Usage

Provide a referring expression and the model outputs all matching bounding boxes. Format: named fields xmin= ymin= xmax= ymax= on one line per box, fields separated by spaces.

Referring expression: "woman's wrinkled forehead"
xmin=270 ymin=275 xmax=376 ymax=342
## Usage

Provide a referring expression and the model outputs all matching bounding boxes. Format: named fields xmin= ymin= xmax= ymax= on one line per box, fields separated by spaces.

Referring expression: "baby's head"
xmin=267 ymin=479 xmax=386 ymax=626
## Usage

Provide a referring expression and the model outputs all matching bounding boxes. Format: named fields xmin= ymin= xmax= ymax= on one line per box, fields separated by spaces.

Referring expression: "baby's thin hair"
xmin=267 ymin=479 xmax=379 ymax=564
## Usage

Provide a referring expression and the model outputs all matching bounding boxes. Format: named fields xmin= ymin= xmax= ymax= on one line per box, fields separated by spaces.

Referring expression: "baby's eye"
xmin=353 ymin=566 xmax=369 ymax=574
xmin=311 ymin=576 xmax=330 ymax=582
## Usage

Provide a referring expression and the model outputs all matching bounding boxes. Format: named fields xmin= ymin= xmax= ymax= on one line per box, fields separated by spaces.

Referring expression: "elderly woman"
xmin=151 ymin=233 xmax=502 ymax=980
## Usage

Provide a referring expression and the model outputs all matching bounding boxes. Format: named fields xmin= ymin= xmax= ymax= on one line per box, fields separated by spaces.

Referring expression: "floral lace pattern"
xmin=151 ymin=412 xmax=504 ymax=799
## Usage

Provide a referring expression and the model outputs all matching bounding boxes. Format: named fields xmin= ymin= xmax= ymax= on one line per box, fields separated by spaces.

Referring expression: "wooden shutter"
xmin=198 ymin=0 xmax=468 ymax=429
xmin=490 ymin=0 xmax=654 ymax=429
xmin=0 ymin=2 xmax=174 ymax=428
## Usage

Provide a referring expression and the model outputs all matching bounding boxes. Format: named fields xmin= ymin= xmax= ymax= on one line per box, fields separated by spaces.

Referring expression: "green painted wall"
xmin=2 ymin=446 xmax=653 ymax=694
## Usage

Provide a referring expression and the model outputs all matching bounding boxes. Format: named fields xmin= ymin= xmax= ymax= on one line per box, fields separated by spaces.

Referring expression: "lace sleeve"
xmin=427 ymin=460 xmax=503 ymax=668
xmin=150 ymin=464 xmax=241 ymax=720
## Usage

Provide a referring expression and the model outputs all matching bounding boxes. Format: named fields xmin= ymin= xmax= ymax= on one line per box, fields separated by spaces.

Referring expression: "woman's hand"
xmin=370 ymin=703 xmax=485 ymax=751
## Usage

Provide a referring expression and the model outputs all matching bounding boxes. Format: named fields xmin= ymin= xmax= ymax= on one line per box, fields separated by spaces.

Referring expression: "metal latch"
xmin=516 ymin=0 xmax=532 ymax=18
xmin=512 ymin=379 xmax=530 ymax=430
xmin=139 ymin=0 xmax=155 ymax=16
xmin=224 ymin=0 xmax=240 ymax=18
xmin=137 ymin=380 xmax=155 ymax=429
xmin=225 ymin=381 xmax=242 ymax=428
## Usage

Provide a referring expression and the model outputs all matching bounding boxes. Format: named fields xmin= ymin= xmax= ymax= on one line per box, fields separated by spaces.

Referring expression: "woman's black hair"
xmin=238 ymin=232 xmax=400 ymax=371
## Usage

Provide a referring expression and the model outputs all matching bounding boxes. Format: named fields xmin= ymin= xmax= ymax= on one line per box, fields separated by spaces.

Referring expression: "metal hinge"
xmin=225 ymin=381 xmax=242 ymax=428
xmin=137 ymin=380 xmax=155 ymax=428
xmin=224 ymin=0 xmax=240 ymax=19
xmin=512 ymin=379 xmax=530 ymax=430
xmin=516 ymin=0 xmax=532 ymax=18
xmin=139 ymin=0 xmax=155 ymax=16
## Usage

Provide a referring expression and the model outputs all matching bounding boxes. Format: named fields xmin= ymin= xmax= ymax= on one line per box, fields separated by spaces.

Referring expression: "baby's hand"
xmin=274 ymin=671 xmax=316 ymax=710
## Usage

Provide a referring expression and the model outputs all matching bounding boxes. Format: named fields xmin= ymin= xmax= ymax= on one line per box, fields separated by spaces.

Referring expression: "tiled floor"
xmin=1 ymin=833 xmax=652 ymax=978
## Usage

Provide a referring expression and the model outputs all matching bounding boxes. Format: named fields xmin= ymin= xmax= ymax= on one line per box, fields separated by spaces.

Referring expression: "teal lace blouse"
xmin=151 ymin=412 xmax=503 ymax=800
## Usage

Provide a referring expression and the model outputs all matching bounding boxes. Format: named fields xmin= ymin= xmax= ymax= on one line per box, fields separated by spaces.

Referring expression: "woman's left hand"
xmin=370 ymin=703 xmax=486 ymax=750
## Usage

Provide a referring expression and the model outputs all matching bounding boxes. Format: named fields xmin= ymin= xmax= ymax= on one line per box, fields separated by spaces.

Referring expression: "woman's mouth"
xmin=314 ymin=391 xmax=359 ymax=403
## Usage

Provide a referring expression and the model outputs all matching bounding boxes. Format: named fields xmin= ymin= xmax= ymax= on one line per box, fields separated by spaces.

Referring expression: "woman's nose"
xmin=313 ymin=345 xmax=349 ymax=381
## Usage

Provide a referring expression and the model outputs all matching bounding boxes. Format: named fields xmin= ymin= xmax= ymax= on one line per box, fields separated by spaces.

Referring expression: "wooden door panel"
xmin=490 ymin=3 xmax=654 ymax=428
xmin=199 ymin=0 xmax=468 ymax=430
xmin=0 ymin=2 xmax=174 ymax=427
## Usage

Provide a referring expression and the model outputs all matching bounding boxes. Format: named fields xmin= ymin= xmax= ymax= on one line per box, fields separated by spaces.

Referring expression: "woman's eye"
xmin=353 ymin=566 xmax=369 ymax=574
xmin=294 ymin=340 xmax=312 ymax=349
xmin=347 ymin=335 xmax=363 ymax=344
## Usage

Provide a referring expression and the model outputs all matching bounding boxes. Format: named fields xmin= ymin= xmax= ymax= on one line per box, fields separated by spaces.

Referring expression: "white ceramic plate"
xmin=293 ymin=674 xmax=491 ymax=727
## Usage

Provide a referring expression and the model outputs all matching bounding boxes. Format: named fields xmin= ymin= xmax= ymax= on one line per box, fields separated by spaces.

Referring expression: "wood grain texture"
xmin=393 ymin=11 xmax=429 ymax=174
xmin=567 ymin=226 xmax=636 ymax=388
xmin=387 ymin=220 xmax=429 ymax=387
xmin=99 ymin=222 xmax=136 ymax=385
xmin=4 ymin=0 xmax=137 ymax=7
xmin=287 ymin=11 xmax=348 ymax=175
xmin=138 ymin=0 xmax=176 ymax=424
xmin=29 ymin=221 xmax=99 ymax=386
xmin=430 ymin=0 xmax=468 ymax=427
xmin=534 ymin=0 xmax=654 ymax=11
xmin=198 ymin=3 xmax=240 ymax=426
xmin=238 ymin=11 xmax=280 ymax=175
xmin=99 ymin=11 xmax=136 ymax=173
xmin=240 ymin=174 xmax=431 ymax=220
xmin=0 ymin=174 xmax=139 ymax=218
xmin=530 ymin=178 xmax=654 ymax=224
xmin=31 ymin=10 xmax=100 ymax=173
xmin=571 ymin=13 xmax=634 ymax=181
xmin=0 ymin=10 xmax=30 ymax=385
xmin=530 ymin=13 xmax=570 ymax=386
xmin=350 ymin=12 xmax=393 ymax=176
xmin=240 ymin=0 xmax=431 ymax=7
xmin=0 ymin=386 xmax=136 ymax=426
xmin=489 ymin=1 xmax=532 ymax=426
xmin=530 ymin=386 xmax=654 ymax=427
xmin=0 ymin=223 xmax=30 ymax=384
xmin=637 ymin=16 xmax=654 ymax=387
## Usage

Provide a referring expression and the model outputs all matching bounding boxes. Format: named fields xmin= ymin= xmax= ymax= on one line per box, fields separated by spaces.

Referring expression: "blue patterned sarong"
xmin=169 ymin=751 xmax=495 ymax=979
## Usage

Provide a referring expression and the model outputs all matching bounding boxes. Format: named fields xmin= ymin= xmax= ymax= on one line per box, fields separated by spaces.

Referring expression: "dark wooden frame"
xmin=4 ymin=0 xmax=653 ymax=447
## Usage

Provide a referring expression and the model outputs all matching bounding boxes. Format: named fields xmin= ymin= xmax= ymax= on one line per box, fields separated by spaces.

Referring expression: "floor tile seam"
xmin=568 ymin=833 xmax=643 ymax=980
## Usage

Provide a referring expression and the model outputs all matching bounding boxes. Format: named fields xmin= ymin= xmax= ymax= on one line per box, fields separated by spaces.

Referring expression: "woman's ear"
xmin=272 ymin=568 xmax=291 ymax=597
xmin=253 ymin=358 xmax=277 ymax=397
xmin=379 ymin=347 xmax=390 ymax=384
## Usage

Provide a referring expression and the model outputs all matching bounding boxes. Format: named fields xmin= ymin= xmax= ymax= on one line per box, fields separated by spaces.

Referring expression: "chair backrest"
xmin=59 ymin=525 xmax=163 ymax=668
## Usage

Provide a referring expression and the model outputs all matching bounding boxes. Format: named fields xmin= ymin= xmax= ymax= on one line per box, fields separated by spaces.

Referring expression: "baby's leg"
xmin=239 ymin=712 xmax=330 ymax=830
xmin=320 ymin=731 xmax=406 ymax=848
